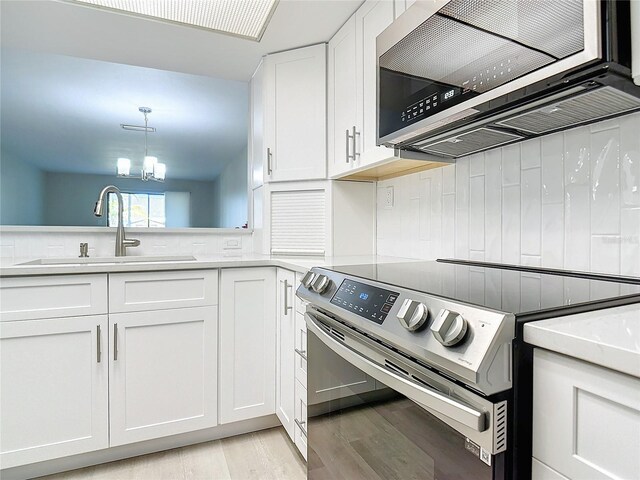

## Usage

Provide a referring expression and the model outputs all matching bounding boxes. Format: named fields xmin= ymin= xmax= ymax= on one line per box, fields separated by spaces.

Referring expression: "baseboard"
xmin=1 ymin=415 xmax=280 ymax=480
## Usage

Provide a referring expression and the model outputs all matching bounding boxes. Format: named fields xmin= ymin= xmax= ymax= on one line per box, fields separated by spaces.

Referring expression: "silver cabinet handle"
xmin=352 ymin=125 xmax=360 ymax=160
xmin=113 ymin=323 xmax=118 ymax=361
xmin=294 ymin=418 xmax=307 ymax=437
xmin=294 ymin=348 xmax=307 ymax=360
xmin=283 ymin=279 xmax=293 ymax=314
xmin=306 ymin=313 xmax=487 ymax=432
xmin=97 ymin=325 xmax=101 ymax=363
xmin=346 ymin=129 xmax=353 ymax=163
xmin=267 ymin=147 xmax=273 ymax=175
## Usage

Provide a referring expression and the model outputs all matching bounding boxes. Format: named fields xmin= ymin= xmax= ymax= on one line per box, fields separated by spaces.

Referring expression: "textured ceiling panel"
xmin=72 ymin=0 xmax=278 ymax=40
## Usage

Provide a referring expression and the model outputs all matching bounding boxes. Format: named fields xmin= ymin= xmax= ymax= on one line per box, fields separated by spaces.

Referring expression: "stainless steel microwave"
xmin=377 ymin=0 xmax=640 ymax=158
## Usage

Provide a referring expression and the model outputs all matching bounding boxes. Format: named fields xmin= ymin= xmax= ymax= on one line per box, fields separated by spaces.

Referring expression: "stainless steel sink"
xmin=18 ymin=255 xmax=197 ymax=266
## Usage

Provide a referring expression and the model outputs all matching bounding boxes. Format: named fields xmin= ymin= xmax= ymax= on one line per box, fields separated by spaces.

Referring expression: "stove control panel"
xmin=330 ymin=279 xmax=399 ymax=324
xmin=396 ymin=299 xmax=429 ymax=331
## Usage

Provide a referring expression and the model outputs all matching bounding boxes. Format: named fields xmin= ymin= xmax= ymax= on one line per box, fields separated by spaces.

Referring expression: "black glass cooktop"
xmin=327 ymin=260 xmax=640 ymax=318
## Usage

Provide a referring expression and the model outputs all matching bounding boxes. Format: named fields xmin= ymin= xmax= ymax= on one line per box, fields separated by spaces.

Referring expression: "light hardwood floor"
xmin=38 ymin=427 xmax=306 ymax=480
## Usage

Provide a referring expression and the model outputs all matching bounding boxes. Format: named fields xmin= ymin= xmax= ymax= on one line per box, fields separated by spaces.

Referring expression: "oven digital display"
xmin=330 ymin=279 xmax=399 ymax=324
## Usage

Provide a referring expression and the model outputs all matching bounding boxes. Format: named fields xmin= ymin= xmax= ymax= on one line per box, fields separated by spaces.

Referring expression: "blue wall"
xmin=0 ymin=151 xmax=44 ymax=225
xmin=211 ymin=148 xmax=248 ymax=228
xmin=43 ymin=172 xmax=219 ymax=227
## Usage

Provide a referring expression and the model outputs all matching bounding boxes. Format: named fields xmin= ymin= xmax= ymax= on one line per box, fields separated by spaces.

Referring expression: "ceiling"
xmin=0 ymin=0 xmax=363 ymax=180
xmin=0 ymin=0 xmax=364 ymax=81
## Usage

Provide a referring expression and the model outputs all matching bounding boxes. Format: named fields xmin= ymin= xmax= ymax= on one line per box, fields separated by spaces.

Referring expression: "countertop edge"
xmin=524 ymin=322 xmax=640 ymax=379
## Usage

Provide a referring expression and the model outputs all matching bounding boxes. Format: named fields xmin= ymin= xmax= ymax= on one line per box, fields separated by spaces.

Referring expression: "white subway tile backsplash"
xmin=621 ymin=207 xmax=640 ymax=277
xmin=564 ymin=125 xmax=590 ymax=186
xmin=502 ymin=185 xmax=521 ymax=264
xmin=541 ymin=203 xmax=564 ymax=268
xmin=376 ymin=112 xmax=640 ymax=276
xmin=442 ymin=164 xmax=456 ymax=195
xmin=619 ymin=114 xmax=640 ymax=208
xmin=564 ymin=184 xmax=590 ymax=271
xmin=469 ymin=176 xmax=485 ymax=251
xmin=590 ymin=128 xmax=620 ymax=235
xmin=521 ymin=138 xmax=541 ymax=170
xmin=541 ymin=132 xmax=564 ymax=204
xmin=521 ymin=168 xmax=541 ymax=256
xmin=502 ymin=144 xmax=521 ymax=186
xmin=469 ymin=153 xmax=485 ymax=177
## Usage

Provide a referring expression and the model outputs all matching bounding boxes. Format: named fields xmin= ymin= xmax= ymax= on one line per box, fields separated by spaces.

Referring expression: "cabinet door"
xmin=0 ymin=316 xmax=108 ymax=468
xmin=328 ymin=15 xmax=358 ymax=178
xmin=109 ymin=306 xmax=218 ymax=446
xmin=265 ymin=44 xmax=327 ymax=182
xmin=533 ymin=349 xmax=640 ymax=480
xmin=251 ymin=59 xmax=265 ymax=189
xmin=294 ymin=311 xmax=307 ymax=389
xmin=276 ymin=268 xmax=296 ymax=440
xmin=219 ymin=268 xmax=277 ymax=424
xmin=356 ymin=0 xmax=396 ymax=166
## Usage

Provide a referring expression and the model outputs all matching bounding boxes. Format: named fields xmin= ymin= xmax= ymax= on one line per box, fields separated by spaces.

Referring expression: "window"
xmin=107 ymin=192 xmax=165 ymax=228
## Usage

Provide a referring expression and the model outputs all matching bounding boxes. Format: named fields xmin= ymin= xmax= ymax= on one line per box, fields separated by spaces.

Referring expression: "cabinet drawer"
xmin=533 ymin=349 xmax=640 ymax=480
xmin=0 ymin=274 xmax=107 ymax=321
xmin=294 ymin=379 xmax=307 ymax=460
xmin=295 ymin=311 xmax=307 ymax=388
xmin=109 ymin=270 xmax=218 ymax=313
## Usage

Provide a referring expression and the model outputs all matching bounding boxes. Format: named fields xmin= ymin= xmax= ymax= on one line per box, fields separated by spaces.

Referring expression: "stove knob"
xmin=431 ymin=309 xmax=468 ymax=347
xmin=397 ymin=299 xmax=429 ymax=331
xmin=311 ymin=274 xmax=331 ymax=294
xmin=301 ymin=271 xmax=316 ymax=289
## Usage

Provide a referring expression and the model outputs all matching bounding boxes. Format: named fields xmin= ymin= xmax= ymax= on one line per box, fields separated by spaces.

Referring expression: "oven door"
xmin=306 ymin=310 xmax=507 ymax=480
xmin=376 ymin=0 xmax=601 ymax=147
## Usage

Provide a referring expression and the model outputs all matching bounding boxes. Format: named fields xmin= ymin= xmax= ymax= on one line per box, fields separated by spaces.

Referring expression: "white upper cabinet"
xmin=264 ymin=44 xmax=327 ymax=182
xmin=328 ymin=0 xmax=397 ymax=178
xmin=356 ymin=0 xmax=395 ymax=166
xmin=328 ymin=16 xmax=358 ymax=177
xmin=250 ymin=59 xmax=266 ymax=189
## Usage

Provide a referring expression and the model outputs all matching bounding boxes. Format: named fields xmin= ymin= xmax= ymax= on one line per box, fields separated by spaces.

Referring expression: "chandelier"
xmin=117 ymin=107 xmax=166 ymax=182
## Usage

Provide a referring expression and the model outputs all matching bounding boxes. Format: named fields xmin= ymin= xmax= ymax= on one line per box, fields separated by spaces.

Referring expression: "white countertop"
xmin=524 ymin=304 xmax=640 ymax=378
xmin=0 ymin=254 xmax=418 ymax=277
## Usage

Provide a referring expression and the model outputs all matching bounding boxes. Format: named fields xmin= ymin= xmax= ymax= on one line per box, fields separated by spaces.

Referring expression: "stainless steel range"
xmin=296 ymin=260 xmax=640 ymax=479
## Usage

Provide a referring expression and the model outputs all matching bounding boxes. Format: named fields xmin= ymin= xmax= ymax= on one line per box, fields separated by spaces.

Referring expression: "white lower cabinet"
xmin=533 ymin=349 xmax=640 ymax=480
xmin=109 ymin=306 xmax=218 ymax=446
xmin=276 ymin=268 xmax=296 ymax=439
xmin=219 ymin=268 xmax=277 ymax=424
xmin=0 ymin=316 xmax=109 ymax=469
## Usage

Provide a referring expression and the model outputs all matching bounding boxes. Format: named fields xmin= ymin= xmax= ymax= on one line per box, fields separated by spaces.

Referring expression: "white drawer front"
xmin=294 ymin=379 xmax=307 ymax=460
xmin=109 ymin=270 xmax=218 ymax=312
xmin=533 ymin=349 xmax=640 ymax=480
xmin=0 ymin=275 xmax=107 ymax=321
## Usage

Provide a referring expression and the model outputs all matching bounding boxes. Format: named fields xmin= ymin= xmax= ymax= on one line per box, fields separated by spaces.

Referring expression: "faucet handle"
xmin=124 ymin=238 xmax=141 ymax=248
xmin=79 ymin=243 xmax=89 ymax=258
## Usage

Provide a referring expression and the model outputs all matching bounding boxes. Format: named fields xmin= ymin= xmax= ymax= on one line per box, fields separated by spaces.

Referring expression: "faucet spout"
xmin=93 ymin=185 xmax=140 ymax=257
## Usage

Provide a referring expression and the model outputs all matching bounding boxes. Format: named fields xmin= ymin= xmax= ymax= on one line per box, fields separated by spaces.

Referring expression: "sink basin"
xmin=18 ymin=255 xmax=197 ymax=266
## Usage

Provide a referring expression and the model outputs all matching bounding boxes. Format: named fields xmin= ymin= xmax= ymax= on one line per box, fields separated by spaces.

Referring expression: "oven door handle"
xmin=306 ymin=314 xmax=487 ymax=432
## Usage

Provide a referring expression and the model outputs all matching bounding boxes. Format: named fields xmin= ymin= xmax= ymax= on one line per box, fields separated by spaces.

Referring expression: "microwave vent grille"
xmin=379 ymin=15 xmax=553 ymax=94
xmin=496 ymin=87 xmax=640 ymax=134
xmin=440 ymin=0 xmax=584 ymax=60
xmin=417 ymin=128 xmax=523 ymax=157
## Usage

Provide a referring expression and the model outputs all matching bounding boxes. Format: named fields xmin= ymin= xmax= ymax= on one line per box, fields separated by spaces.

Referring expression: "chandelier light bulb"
xmin=154 ymin=162 xmax=166 ymax=181
xmin=117 ymin=157 xmax=131 ymax=176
